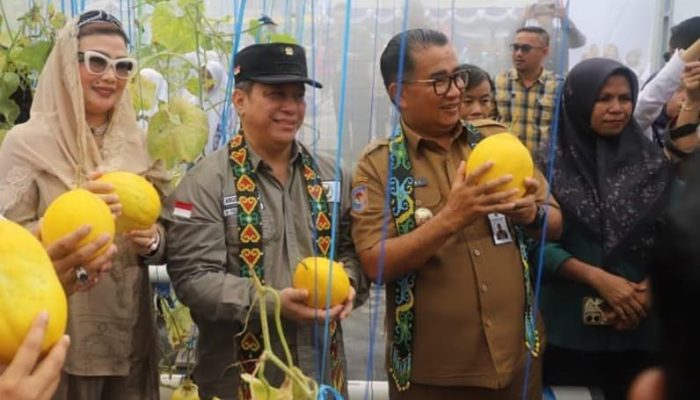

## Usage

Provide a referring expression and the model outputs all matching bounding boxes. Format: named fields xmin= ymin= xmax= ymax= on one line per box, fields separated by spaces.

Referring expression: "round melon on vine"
xmin=147 ymin=96 xmax=208 ymax=169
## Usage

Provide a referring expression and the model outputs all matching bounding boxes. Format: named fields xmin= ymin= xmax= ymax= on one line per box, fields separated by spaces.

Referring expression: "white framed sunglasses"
xmin=78 ymin=50 xmax=137 ymax=80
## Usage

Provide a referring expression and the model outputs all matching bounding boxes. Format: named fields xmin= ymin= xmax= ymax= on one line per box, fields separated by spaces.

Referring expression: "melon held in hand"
xmin=0 ymin=219 xmax=67 ymax=364
xmin=40 ymin=188 xmax=115 ymax=259
xmin=98 ymin=171 xmax=161 ymax=233
xmin=465 ymin=133 xmax=534 ymax=199
xmin=293 ymin=257 xmax=350 ymax=308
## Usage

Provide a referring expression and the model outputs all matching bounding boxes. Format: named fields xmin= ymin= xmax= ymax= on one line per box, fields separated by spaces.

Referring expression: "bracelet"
xmin=669 ymin=123 xmax=700 ymax=140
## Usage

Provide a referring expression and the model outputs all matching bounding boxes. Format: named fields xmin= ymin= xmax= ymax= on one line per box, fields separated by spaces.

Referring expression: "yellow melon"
xmin=40 ymin=188 xmax=115 ymax=259
xmin=97 ymin=171 xmax=161 ymax=233
xmin=465 ymin=133 xmax=534 ymax=198
xmin=0 ymin=219 xmax=68 ymax=364
xmin=293 ymin=257 xmax=350 ymax=308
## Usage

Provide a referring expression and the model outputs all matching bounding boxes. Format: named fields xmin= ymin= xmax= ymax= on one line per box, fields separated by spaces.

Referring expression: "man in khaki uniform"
xmin=351 ymin=29 xmax=561 ymax=399
xmin=163 ymin=43 xmax=368 ymax=399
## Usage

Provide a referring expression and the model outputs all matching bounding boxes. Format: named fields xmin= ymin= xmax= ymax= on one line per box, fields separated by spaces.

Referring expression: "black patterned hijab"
xmin=550 ymin=58 xmax=674 ymax=258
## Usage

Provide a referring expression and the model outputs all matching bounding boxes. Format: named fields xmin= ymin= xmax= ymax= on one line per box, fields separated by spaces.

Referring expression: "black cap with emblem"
xmin=233 ymin=43 xmax=322 ymax=88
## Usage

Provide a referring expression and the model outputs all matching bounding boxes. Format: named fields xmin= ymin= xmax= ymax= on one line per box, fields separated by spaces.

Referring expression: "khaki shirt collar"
xmin=400 ymin=119 xmax=466 ymax=156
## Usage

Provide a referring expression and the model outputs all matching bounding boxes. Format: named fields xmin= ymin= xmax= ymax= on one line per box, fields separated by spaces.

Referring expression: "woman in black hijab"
xmin=538 ymin=58 xmax=677 ymax=400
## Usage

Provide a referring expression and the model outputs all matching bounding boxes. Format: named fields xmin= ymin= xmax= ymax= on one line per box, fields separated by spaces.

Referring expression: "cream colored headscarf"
xmin=0 ymin=16 xmax=167 ymax=214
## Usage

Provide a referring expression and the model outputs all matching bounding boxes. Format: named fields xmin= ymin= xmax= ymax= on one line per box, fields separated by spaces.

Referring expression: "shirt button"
xmin=485 ymin=319 xmax=493 ymax=328
xmin=481 ymin=284 xmax=488 ymax=293
xmin=473 ymin=249 xmax=481 ymax=256
xmin=416 ymin=200 xmax=422 ymax=206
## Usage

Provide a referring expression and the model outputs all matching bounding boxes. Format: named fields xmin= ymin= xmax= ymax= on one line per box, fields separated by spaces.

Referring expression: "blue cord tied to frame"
xmin=317 ymin=384 xmax=344 ymax=400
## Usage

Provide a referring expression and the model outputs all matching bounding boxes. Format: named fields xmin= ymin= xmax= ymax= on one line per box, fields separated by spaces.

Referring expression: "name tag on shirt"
xmin=223 ymin=195 xmax=237 ymax=217
xmin=322 ymin=180 xmax=341 ymax=203
xmin=488 ymin=213 xmax=513 ymax=245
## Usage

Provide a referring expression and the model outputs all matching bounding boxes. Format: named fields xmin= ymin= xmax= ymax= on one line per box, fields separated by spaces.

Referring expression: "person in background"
xmin=494 ymin=26 xmax=563 ymax=154
xmin=628 ymin=153 xmax=700 ymax=400
xmin=199 ymin=61 xmax=228 ymax=155
xmin=135 ymin=68 xmax=169 ymax=131
xmin=458 ymin=63 xmax=495 ymax=121
xmin=0 ymin=10 xmax=168 ymax=399
xmin=536 ymin=58 xmax=698 ymax=400
xmin=635 ymin=16 xmax=700 ymax=144
xmin=521 ymin=0 xmax=586 ymax=73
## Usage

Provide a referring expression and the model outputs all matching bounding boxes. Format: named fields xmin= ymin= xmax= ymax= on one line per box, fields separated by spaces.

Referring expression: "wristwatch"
xmin=524 ymin=205 xmax=547 ymax=230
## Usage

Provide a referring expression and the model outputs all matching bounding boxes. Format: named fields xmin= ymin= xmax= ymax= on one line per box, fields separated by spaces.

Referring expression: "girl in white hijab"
xmin=135 ymin=68 xmax=169 ymax=130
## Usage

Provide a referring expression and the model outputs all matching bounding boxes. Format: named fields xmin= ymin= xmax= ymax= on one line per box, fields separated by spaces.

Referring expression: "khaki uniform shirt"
xmin=163 ymin=142 xmax=368 ymax=399
xmin=351 ymin=119 xmax=548 ymax=389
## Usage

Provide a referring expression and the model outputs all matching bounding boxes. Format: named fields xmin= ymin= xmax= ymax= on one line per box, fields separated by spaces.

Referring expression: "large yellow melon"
xmin=293 ymin=257 xmax=350 ymax=309
xmin=0 ymin=219 xmax=67 ymax=364
xmin=465 ymin=133 xmax=534 ymax=199
xmin=40 ymin=188 xmax=115 ymax=259
xmin=97 ymin=171 xmax=161 ymax=233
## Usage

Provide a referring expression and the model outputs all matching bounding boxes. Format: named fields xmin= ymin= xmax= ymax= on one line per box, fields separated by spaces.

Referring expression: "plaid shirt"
xmin=494 ymin=68 xmax=563 ymax=152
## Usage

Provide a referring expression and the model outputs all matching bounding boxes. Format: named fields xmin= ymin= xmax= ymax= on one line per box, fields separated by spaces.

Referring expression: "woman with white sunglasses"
xmin=0 ymin=10 xmax=168 ymax=400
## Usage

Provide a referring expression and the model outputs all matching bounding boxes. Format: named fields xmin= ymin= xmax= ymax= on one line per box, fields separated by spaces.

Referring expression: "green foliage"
xmin=0 ymin=4 xmax=62 ymax=135
xmin=147 ymin=96 xmax=208 ymax=169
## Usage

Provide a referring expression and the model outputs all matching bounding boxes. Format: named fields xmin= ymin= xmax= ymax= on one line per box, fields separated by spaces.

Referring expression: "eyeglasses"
xmin=402 ymin=70 xmax=469 ymax=96
xmin=77 ymin=10 xmax=124 ymax=30
xmin=509 ymin=43 xmax=545 ymax=53
xmin=78 ymin=51 xmax=137 ymax=80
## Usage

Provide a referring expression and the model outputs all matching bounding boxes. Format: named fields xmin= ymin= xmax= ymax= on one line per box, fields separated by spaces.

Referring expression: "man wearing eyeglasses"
xmin=494 ymin=27 xmax=563 ymax=155
xmin=351 ymin=28 xmax=562 ymax=400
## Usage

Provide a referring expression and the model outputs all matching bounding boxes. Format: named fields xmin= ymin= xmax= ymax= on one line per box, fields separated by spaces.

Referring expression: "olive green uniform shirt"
xmin=163 ymin=141 xmax=368 ymax=399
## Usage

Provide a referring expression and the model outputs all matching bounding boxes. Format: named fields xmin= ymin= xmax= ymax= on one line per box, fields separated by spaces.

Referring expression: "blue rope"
xmin=366 ymin=0 xmax=381 ymax=141
xmin=217 ymin=0 xmax=247 ymax=149
xmin=319 ymin=0 xmax=352 ymax=386
xmin=363 ymin=2 xmax=411 ymax=400
xmin=519 ymin=1 xmax=570 ymax=399
xmin=317 ymin=384 xmax=344 ymax=400
xmin=361 ymin=0 xmax=381 ymax=398
xmin=295 ymin=0 xmax=305 ymax=44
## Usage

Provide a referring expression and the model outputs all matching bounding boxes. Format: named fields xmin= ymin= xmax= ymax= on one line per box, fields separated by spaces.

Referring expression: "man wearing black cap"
xmin=162 ymin=43 xmax=368 ymax=399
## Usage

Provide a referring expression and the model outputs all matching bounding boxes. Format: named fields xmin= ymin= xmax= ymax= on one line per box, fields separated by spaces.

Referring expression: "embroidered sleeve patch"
xmin=351 ymin=184 xmax=368 ymax=213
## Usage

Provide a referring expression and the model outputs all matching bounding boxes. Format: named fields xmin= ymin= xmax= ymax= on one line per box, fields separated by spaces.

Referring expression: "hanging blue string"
xmin=317 ymin=384 xmax=344 ymax=400
xmin=519 ymin=1 xmax=570 ymax=399
xmin=79 ymin=0 xmax=85 ymax=13
xmin=283 ymin=0 xmax=291 ymax=35
xmin=308 ymin=0 xmax=323 ymax=384
xmin=363 ymin=2 xmax=411 ymax=400
xmin=319 ymin=0 xmax=353 ymax=387
xmin=295 ymin=0 xmax=305 ymax=44
xmin=126 ymin=0 xmax=133 ymax=50
xmin=60 ymin=0 xmax=65 ymax=16
xmin=450 ymin=0 xmax=456 ymax=41
xmin=366 ymin=0 xmax=381 ymax=141
xmin=217 ymin=0 xmax=247 ymax=149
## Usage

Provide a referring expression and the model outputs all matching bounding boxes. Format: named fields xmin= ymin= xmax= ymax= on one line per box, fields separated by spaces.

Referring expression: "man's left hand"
xmin=501 ymin=177 xmax=539 ymax=225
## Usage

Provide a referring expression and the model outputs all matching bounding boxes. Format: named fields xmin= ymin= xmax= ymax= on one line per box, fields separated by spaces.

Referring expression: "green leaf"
xmin=2 ymin=72 xmax=20 ymax=94
xmin=0 ymin=32 xmax=11 ymax=49
xmin=50 ymin=13 xmax=66 ymax=30
xmin=151 ymin=2 xmax=197 ymax=53
xmin=147 ymin=96 xmax=208 ymax=169
xmin=0 ymin=99 xmax=20 ymax=125
xmin=247 ymin=18 xmax=263 ymax=42
xmin=12 ymin=41 xmax=53 ymax=71
xmin=0 ymin=51 xmax=7 ymax=71
xmin=129 ymin=73 xmax=157 ymax=112
xmin=241 ymin=374 xmax=281 ymax=400
xmin=268 ymin=34 xmax=297 ymax=45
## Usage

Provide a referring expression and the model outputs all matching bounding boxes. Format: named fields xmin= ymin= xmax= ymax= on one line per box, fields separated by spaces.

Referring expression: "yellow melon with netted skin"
xmin=98 ymin=171 xmax=161 ymax=233
xmin=293 ymin=257 xmax=350 ymax=308
xmin=465 ymin=133 xmax=534 ymax=199
xmin=40 ymin=188 xmax=115 ymax=259
xmin=0 ymin=219 xmax=67 ymax=364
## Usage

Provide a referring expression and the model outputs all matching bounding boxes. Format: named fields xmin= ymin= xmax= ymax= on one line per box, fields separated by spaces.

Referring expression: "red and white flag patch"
xmin=173 ymin=201 xmax=193 ymax=219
